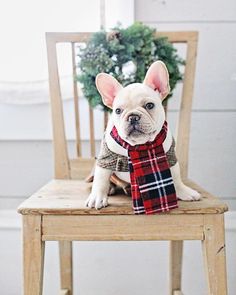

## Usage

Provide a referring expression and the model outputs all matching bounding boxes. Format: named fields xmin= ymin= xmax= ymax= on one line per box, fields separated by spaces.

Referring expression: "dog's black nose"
xmin=128 ymin=114 xmax=141 ymax=125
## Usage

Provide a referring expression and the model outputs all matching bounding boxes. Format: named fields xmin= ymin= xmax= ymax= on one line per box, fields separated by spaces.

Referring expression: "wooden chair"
xmin=18 ymin=31 xmax=228 ymax=295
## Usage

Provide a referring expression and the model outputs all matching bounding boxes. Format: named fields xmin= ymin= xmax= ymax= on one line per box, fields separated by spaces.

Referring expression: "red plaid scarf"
xmin=110 ymin=121 xmax=178 ymax=214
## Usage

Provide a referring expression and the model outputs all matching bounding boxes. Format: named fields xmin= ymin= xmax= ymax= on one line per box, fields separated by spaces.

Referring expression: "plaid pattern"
xmin=97 ymin=136 xmax=177 ymax=171
xmin=111 ymin=122 xmax=178 ymax=214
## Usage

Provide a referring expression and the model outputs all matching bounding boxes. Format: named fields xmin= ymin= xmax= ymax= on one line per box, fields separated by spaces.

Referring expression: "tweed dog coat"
xmin=97 ymin=122 xmax=178 ymax=214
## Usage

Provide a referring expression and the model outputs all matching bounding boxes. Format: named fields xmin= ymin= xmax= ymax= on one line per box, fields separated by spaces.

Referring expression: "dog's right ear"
xmin=143 ymin=61 xmax=170 ymax=100
xmin=96 ymin=73 xmax=123 ymax=109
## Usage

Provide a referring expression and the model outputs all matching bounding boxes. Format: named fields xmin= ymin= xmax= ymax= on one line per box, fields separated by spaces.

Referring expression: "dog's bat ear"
xmin=143 ymin=61 xmax=170 ymax=100
xmin=96 ymin=73 xmax=123 ymax=109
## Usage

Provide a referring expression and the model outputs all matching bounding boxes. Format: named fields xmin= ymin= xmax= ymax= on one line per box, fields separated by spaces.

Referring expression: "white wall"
xmin=0 ymin=0 xmax=101 ymax=82
xmin=1 ymin=0 xmax=235 ymax=208
xmin=0 ymin=1 xmax=235 ymax=294
xmin=135 ymin=0 xmax=236 ymax=207
xmin=0 ymin=0 xmax=135 ymax=207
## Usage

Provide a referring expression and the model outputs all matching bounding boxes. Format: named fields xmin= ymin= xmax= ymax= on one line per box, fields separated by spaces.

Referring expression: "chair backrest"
xmin=46 ymin=31 xmax=198 ymax=181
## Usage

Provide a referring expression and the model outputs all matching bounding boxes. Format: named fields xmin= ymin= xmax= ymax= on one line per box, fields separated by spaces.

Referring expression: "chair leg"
xmin=23 ymin=215 xmax=45 ymax=295
xmin=202 ymin=214 xmax=228 ymax=295
xmin=59 ymin=241 xmax=73 ymax=294
xmin=169 ymin=240 xmax=183 ymax=295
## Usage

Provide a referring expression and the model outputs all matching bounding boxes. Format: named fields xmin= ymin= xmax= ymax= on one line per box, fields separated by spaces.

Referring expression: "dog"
xmin=85 ymin=61 xmax=201 ymax=210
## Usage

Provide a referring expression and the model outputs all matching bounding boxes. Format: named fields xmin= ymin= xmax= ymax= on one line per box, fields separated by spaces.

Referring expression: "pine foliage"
xmin=77 ymin=22 xmax=184 ymax=111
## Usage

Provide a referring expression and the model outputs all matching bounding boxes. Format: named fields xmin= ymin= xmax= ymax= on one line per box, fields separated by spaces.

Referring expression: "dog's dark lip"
xmin=127 ymin=127 xmax=144 ymax=136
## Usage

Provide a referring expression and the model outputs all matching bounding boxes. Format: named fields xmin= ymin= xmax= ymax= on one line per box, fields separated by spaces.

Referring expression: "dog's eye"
xmin=115 ymin=108 xmax=122 ymax=115
xmin=145 ymin=102 xmax=155 ymax=110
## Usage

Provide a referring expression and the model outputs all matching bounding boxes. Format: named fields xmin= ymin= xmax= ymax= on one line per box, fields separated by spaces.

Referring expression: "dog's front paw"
xmin=85 ymin=193 xmax=109 ymax=209
xmin=176 ymin=184 xmax=201 ymax=201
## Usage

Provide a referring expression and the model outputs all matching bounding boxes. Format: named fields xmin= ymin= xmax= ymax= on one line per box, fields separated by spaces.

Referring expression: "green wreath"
xmin=77 ymin=22 xmax=184 ymax=112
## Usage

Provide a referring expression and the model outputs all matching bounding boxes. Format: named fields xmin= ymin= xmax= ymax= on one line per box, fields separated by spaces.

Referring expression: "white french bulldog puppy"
xmin=85 ymin=61 xmax=200 ymax=209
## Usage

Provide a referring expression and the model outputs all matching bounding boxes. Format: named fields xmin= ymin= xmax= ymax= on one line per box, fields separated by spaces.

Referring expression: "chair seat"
xmin=18 ymin=179 xmax=228 ymax=215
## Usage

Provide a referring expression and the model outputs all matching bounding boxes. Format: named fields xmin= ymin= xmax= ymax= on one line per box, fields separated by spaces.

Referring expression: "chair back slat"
xmin=46 ymin=34 xmax=70 ymax=179
xmin=46 ymin=31 xmax=198 ymax=180
xmin=176 ymin=34 xmax=198 ymax=179
xmin=89 ymin=106 xmax=96 ymax=157
xmin=104 ymin=111 xmax=109 ymax=129
xmin=71 ymin=42 xmax=82 ymax=157
xmin=157 ymin=31 xmax=198 ymax=179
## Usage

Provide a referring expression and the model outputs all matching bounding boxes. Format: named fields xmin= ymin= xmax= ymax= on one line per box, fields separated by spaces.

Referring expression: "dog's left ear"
xmin=96 ymin=73 xmax=123 ymax=109
xmin=143 ymin=61 xmax=170 ymax=100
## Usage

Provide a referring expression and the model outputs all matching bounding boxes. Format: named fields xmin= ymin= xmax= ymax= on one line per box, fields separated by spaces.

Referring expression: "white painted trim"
xmin=1 ymin=209 xmax=236 ymax=231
